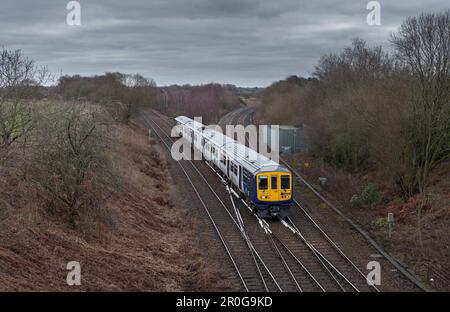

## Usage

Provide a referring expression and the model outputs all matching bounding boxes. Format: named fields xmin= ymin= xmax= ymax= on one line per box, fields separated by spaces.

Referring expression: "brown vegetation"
xmin=257 ymin=11 xmax=450 ymax=290
xmin=57 ymin=73 xmax=159 ymax=124
xmin=258 ymin=11 xmax=450 ymax=201
xmin=157 ymin=84 xmax=241 ymax=124
xmin=0 ymin=120 xmax=228 ymax=291
xmin=55 ymin=74 xmax=242 ymax=125
xmin=0 ymin=48 xmax=228 ymax=291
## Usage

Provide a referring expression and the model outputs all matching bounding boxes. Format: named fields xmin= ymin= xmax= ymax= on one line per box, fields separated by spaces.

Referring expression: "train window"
xmin=231 ymin=163 xmax=238 ymax=175
xmin=243 ymin=169 xmax=250 ymax=183
xmin=258 ymin=176 xmax=268 ymax=190
xmin=281 ymin=175 xmax=291 ymax=189
xmin=271 ymin=176 xmax=278 ymax=189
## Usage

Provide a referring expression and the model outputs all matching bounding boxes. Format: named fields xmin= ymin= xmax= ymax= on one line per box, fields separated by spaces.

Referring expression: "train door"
xmin=230 ymin=162 xmax=239 ymax=188
xmin=270 ymin=174 xmax=281 ymax=201
xmin=239 ymin=166 xmax=243 ymax=191
xmin=226 ymin=158 xmax=230 ymax=177
xmin=219 ymin=153 xmax=226 ymax=174
xmin=242 ymin=168 xmax=251 ymax=198
xmin=211 ymin=145 xmax=216 ymax=165
xmin=204 ymin=142 xmax=209 ymax=160
xmin=202 ymin=138 xmax=207 ymax=159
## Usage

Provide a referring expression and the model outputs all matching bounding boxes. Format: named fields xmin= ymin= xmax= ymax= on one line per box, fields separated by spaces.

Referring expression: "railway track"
xmin=229 ymin=184 xmax=375 ymax=292
xmin=223 ymin=106 xmax=427 ymax=292
xmin=218 ymin=107 xmax=254 ymax=129
xmin=152 ymin=111 xmax=347 ymax=292
xmin=145 ymin=109 xmax=388 ymax=292
xmin=143 ymin=112 xmax=284 ymax=292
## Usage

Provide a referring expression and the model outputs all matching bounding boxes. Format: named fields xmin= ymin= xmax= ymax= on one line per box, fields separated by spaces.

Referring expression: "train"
xmin=175 ymin=116 xmax=293 ymax=218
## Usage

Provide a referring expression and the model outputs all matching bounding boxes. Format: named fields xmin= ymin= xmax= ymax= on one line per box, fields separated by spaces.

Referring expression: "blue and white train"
xmin=175 ymin=116 xmax=293 ymax=218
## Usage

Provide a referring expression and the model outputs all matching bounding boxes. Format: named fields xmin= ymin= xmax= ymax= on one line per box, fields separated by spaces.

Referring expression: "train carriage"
xmin=175 ymin=116 xmax=293 ymax=218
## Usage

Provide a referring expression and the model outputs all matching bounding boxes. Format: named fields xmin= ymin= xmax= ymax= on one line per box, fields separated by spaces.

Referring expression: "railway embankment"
xmin=0 ymin=101 xmax=227 ymax=291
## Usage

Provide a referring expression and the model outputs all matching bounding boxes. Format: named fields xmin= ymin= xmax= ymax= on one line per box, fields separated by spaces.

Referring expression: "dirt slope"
xmin=0 ymin=120 xmax=228 ymax=291
xmin=284 ymin=153 xmax=450 ymax=291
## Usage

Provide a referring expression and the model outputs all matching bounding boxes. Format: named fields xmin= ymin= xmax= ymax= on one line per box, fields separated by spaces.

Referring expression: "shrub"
xmin=372 ymin=217 xmax=388 ymax=228
xmin=28 ymin=102 xmax=111 ymax=228
xmin=361 ymin=183 xmax=383 ymax=206
xmin=392 ymin=196 xmax=403 ymax=205
xmin=350 ymin=195 xmax=362 ymax=208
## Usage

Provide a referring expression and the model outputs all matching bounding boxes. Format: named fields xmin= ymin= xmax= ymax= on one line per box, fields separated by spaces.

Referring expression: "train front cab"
xmin=253 ymin=171 xmax=293 ymax=218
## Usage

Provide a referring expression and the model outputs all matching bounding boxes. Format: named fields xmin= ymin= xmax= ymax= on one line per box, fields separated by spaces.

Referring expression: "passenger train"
xmin=175 ymin=116 xmax=293 ymax=218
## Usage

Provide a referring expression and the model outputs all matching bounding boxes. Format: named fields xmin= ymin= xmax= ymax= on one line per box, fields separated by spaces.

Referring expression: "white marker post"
xmin=387 ymin=212 xmax=394 ymax=239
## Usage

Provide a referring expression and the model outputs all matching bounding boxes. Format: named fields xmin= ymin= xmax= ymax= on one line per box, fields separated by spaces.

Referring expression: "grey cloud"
xmin=0 ymin=0 xmax=448 ymax=86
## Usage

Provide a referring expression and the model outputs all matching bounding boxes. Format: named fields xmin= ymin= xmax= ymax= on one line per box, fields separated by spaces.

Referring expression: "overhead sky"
xmin=1 ymin=1 xmax=448 ymax=87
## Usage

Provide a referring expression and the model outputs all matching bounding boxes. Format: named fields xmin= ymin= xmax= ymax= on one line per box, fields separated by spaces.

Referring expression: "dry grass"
xmin=0 ymin=115 xmax=229 ymax=291
xmin=285 ymin=151 xmax=450 ymax=291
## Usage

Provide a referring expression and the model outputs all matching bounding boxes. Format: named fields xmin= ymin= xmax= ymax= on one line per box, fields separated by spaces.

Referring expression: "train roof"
xmin=175 ymin=116 xmax=205 ymax=132
xmin=175 ymin=116 xmax=288 ymax=174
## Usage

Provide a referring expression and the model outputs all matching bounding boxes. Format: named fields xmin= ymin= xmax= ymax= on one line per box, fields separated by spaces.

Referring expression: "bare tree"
xmin=392 ymin=11 xmax=450 ymax=248
xmin=392 ymin=11 xmax=450 ymax=195
xmin=311 ymin=39 xmax=394 ymax=171
xmin=0 ymin=48 xmax=52 ymax=160
xmin=30 ymin=102 xmax=110 ymax=226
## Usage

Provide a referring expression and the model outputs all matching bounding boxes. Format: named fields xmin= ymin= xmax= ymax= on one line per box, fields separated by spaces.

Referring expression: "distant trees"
xmin=257 ymin=76 xmax=317 ymax=126
xmin=159 ymin=83 xmax=241 ymax=124
xmin=257 ymin=11 xmax=450 ymax=200
xmin=57 ymin=72 xmax=158 ymax=123
xmin=120 ymin=74 xmax=158 ymax=122
xmin=56 ymin=74 xmax=241 ymax=125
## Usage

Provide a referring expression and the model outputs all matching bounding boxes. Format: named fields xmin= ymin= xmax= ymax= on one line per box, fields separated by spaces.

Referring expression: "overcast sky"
xmin=0 ymin=1 xmax=448 ymax=87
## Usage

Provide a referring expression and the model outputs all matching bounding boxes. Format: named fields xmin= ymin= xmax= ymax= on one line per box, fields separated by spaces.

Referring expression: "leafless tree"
xmin=29 ymin=102 xmax=110 ymax=226
xmin=392 ymin=11 xmax=450 ymax=248
xmin=0 ymin=48 xmax=52 ymax=160
xmin=57 ymin=73 xmax=158 ymax=124
xmin=391 ymin=11 xmax=450 ymax=194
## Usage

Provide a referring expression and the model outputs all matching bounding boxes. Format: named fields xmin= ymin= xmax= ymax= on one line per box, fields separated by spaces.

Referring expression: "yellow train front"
xmin=245 ymin=166 xmax=293 ymax=218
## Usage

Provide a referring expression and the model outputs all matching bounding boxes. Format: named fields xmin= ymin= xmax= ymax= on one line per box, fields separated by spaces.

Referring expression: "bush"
xmin=361 ymin=183 xmax=383 ymax=206
xmin=0 ymin=100 xmax=32 ymax=161
xmin=28 ymin=102 xmax=111 ymax=228
xmin=372 ymin=217 xmax=388 ymax=228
